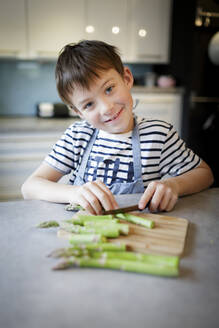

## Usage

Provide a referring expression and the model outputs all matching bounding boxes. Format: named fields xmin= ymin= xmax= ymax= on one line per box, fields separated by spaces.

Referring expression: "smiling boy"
xmin=21 ymin=40 xmax=214 ymax=214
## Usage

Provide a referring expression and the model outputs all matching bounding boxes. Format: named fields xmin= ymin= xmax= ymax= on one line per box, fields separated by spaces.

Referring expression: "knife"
xmin=103 ymin=204 xmax=140 ymax=215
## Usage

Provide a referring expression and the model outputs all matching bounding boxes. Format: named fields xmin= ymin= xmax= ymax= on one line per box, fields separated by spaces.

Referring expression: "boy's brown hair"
xmin=55 ymin=40 xmax=124 ymax=106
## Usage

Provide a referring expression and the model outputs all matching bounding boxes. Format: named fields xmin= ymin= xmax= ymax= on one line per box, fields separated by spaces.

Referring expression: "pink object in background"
xmin=157 ymin=75 xmax=176 ymax=88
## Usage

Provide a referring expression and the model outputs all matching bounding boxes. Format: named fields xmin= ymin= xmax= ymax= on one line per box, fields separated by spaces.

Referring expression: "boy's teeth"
xmin=106 ymin=109 xmax=121 ymax=122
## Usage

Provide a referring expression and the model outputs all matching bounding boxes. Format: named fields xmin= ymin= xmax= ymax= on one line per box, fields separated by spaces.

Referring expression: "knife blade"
xmin=103 ymin=204 xmax=140 ymax=215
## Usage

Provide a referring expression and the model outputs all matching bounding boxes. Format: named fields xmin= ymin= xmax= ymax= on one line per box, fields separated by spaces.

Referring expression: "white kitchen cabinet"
xmin=132 ymin=91 xmax=183 ymax=135
xmin=84 ymin=0 xmax=172 ymax=63
xmin=0 ymin=0 xmax=172 ymax=62
xmin=0 ymin=0 xmax=27 ymax=58
xmin=84 ymin=0 xmax=128 ymax=60
xmin=127 ymin=0 xmax=172 ymax=63
xmin=27 ymin=0 xmax=85 ymax=58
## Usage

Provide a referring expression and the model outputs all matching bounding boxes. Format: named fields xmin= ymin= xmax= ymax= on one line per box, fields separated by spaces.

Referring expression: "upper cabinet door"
xmin=127 ymin=0 xmax=172 ymax=63
xmin=27 ymin=0 xmax=85 ymax=58
xmin=0 ymin=0 xmax=27 ymax=58
xmin=84 ymin=0 xmax=128 ymax=61
xmin=0 ymin=0 xmax=172 ymax=62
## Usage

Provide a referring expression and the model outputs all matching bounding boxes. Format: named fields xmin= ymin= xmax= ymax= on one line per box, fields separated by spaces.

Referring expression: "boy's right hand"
xmin=72 ymin=180 xmax=119 ymax=215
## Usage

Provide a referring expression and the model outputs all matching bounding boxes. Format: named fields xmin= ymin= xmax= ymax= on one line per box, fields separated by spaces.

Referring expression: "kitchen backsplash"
xmin=0 ymin=60 xmax=152 ymax=116
xmin=0 ymin=60 xmax=60 ymax=116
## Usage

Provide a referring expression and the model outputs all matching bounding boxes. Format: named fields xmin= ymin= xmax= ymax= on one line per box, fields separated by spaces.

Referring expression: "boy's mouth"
xmin=104 ymin=108 xmax=123 ymax=123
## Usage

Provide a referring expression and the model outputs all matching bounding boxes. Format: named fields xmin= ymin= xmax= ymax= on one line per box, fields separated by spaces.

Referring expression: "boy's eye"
xmin=105 ymin=85 xmax=114 ymax=94
xmin=84 ymin=102 xmax=93 ymax=110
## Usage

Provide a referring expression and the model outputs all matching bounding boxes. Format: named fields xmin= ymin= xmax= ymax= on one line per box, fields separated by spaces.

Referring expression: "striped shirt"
xmin=44 ymin=117 xmax=201 ymax=188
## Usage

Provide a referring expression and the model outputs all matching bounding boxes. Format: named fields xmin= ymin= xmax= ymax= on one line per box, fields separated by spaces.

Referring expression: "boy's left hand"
xmin=138 ymin=180 xmax=178 ymax=212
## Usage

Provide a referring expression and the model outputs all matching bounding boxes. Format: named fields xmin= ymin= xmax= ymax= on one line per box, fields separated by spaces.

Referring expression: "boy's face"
xmin=70 ymin=67 xmax=134 ymax=134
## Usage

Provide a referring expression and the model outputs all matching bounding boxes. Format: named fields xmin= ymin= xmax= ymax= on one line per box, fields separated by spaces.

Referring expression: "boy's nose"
xmin=99 ymin=97 xmax=114 ymax=116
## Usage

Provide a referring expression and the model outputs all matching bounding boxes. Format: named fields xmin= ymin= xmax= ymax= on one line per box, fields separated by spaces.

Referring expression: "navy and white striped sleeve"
xmin=44 ymin=126 xmax=77 ymax=174
xmin=159 ymin=125 xmax=201 ymax=178
xmin=44 ymin=121 xmax=93 ymax=175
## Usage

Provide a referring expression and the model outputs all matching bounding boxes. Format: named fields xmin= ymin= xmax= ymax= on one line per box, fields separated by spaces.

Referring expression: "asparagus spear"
xmin=36 ymin=220 xmax=59 ymax=228
xmin=49 ymin=248 xmax=179 ymax=269
xmin=78 ymin=214 xmax=114 ymax=220
xmin=48 ymin=248 xmax=89 ymax=258
xmin=49 ymin=243 xmax=127 ymax=257
xmin=49 ymin=246 xmax=178 ymax=267
xmin=68 ymin=242 xmax=126 ymax=251
xmin=52 ymin=256 xmax=179 ymax=276
xmin=66 ymin=216 xmax=118 ymax=225
xmin=60 ymin=222 xmax=120 ymax=238
xmin=116 ymin=213 xmax=155 ymax=229
xmin=65 ymin=204 xmax=84 ymax=211
xmin=84 ymin=221 xmax=129 ymax=235
xmin=90 ymin=251 xmax=179 ymax=267
xmin=69 ymin=234 xmax=106 ymax=244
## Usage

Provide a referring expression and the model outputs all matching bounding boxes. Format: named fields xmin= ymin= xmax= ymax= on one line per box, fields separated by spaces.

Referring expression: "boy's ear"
xmin=123 ymin=66 xmax=134 ymax=89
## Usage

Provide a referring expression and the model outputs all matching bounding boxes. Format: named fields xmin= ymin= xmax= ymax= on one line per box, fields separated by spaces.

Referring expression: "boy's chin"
xmin=102 ymin=122 xmax=133 ymax=134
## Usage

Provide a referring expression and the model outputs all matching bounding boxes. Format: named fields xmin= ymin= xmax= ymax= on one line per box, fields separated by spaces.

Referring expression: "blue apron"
xmin=73 ymin=117 xmax=145 ymax=195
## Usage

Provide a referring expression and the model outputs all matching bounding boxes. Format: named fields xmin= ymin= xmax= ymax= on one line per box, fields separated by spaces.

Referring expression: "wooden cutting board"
xmin=109 ymin=212 xmax=189 ymax=256
xmin=58 ymin=212 xmax=189 ymax=257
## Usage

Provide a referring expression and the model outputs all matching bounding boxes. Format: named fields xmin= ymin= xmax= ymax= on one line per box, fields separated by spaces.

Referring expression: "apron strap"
xmin=76 ymin=128 xmax=99 ymax=179
xmin=132 ymin=117 xmax=142 ymax=181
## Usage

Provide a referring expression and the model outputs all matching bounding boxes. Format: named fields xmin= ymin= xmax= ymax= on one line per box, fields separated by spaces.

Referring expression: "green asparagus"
xmin=84 ymin=221 xmax=129 ymax=235
xmin=69 ymin=234 xmax=106 ymax=244
xmin=65 ymin=204 xmax=84 ymax=211
xmin=68 ymin=242 xmax=126 ymax=251
xmin=36 ymin=220 xmax=59 ymax=228
xmin=90 ymin=251 xmax=179 ymax=267
xmin=49 ymin=248 xmax=179 ymax=268
xmin=48 ymin=248 xmax=89 ymax=258
xmin=60 ymin=221 xmax=120 ymax=238
xmin=66 ymin=216 xmax=118 ymax=225
xmin=52 ymin=256 xmax=179 ymax=276
xmin=116 ymin=213 xmax=155 ymax=228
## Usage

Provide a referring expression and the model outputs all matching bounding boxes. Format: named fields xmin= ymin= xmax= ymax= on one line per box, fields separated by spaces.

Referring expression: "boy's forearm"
xmin=22 ymin=176 xmax=119 ymax=215
xmin=22 ymin=176 xmax=77 ymax=203
xmin=164 ymin=161 xmax=214 ymax=197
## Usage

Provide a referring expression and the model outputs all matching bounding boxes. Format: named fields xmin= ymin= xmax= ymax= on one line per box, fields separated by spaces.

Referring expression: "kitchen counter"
xmin=0 ymin=116 xmax=78 ymax=133
xmin=0 ymin=188 xmax=219 ymax=328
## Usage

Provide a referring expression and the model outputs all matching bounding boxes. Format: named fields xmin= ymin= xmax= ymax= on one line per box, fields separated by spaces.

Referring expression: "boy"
xmin=21 ymin=40 xmax=214 ymax=215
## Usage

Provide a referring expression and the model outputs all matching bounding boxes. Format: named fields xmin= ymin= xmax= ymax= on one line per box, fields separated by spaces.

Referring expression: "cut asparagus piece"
xmin=116 ymin=213 xmax=155 ymax=228
xmin=60 ymin=222 xmax=120 ymax=238
xmin=65 ymin=204 xmax=84 ymax=211
xmin=67 ymin=216 xmax=118 ymax=225
xmin=68 ymin=242 xmax=126 ymax=251
xmin=53 ymin=256 xmax=179 ymax=277
xmin=69 ymin=234 xmax=106 ymax=244
xmin=78 ymin=214 xmax=114 ymax=220
xmin=84 ymin=221 xmax=129 ymax=235
xmin=36 ymin=220 xmax=59 ymax=228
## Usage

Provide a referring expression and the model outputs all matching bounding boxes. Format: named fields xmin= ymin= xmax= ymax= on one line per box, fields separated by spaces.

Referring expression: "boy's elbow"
xmin=203 ymin=161 xmax=214 ymax=188
xmin=21 ymin=179 xmax=32 ymax=199
xmin=209 ymin=168 xmax=214 ymax=187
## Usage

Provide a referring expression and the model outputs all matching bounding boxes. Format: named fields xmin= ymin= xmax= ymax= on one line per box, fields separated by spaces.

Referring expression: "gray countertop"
xmin=0 ymin=117 xmax=77 ymax=134
xmin=0 ymin=188 xmax=219 ymax=328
